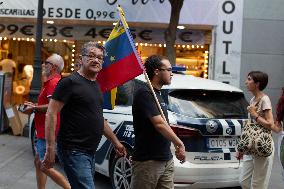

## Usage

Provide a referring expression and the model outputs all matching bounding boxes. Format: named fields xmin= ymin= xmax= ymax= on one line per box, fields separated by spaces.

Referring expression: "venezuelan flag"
xmin=97 ymin=7 xmax=144 ymax=110
xmin=96 ymin=20 xmax=144 ymax=93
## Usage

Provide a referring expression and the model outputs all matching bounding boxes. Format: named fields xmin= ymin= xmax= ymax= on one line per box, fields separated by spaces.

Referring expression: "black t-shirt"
xmin=132 ymin=83 xmax=172 ymax=161
xmin=52 ymin=72 xmax=104 ymax=152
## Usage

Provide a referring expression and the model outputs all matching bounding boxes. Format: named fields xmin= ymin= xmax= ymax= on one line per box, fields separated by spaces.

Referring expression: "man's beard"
xmin=42 ymin=67 xmax=52 ymax=77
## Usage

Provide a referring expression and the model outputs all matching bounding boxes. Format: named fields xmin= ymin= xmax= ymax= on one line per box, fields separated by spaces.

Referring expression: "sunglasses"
xmin=43 ymin=61 xmax=54 ymax=66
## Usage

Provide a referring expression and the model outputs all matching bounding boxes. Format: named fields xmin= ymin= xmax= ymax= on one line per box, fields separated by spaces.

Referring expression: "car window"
xmin=167 ymin=89 xmax=248 ymax=119
xmin=115 ymin=79 xmax=145 ymax=106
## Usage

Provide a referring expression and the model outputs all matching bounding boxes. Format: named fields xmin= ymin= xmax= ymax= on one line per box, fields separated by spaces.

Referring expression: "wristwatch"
xmin=32 ymin=108 xmax=38 ymax=113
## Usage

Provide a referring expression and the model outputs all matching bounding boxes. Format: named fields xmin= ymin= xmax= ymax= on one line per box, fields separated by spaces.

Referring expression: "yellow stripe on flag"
xmin=110 ymin=87 xmax=117 ymax=109
xmin=107 ymin=21 xmax=125 ymax=41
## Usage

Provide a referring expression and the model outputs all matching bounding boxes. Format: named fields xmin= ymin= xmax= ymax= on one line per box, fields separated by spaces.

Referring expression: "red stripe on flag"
xmin=97 ymin=52 xmax=144 ymax=93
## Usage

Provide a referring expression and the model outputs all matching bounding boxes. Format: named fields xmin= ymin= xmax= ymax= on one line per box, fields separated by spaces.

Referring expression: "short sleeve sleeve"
xmin=261 ymin=95 xmax=272 ymax=111
xmin=136 ymin=91 xmax=160 ymax=119
xmin=12 ymin=61 xmax=16 ymax=68
xmin=52 ymin=77 xmax=72 ymax=104
xmin=45 ymin=79 xmax=59 ymax=98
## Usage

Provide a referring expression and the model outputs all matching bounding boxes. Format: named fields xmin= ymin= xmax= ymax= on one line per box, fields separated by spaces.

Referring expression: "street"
xmin=0 ymin=134 xmax=112 ymax=189
xmin=0 ymin=133 xmax=283 ymax=189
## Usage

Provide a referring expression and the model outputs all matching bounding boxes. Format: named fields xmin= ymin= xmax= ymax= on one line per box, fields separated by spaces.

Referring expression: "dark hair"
xmin=248 ymin=71 xmax=268 ymax=91
xmin=144 ymin=55 xmax=168 ymax=80
xmin=80 ymin=41 xmax=105 ymax=56
xmin=7 ymin=53 xmax=12 ymax=59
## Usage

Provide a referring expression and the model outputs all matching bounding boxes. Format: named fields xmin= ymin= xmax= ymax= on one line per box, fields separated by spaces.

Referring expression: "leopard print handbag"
xmin=237 ymin=119 xmax=273 ymax=157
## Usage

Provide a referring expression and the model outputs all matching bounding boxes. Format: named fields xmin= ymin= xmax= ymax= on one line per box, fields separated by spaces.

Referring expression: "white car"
xmin=29 ymin=73 xmax=248 ymax=189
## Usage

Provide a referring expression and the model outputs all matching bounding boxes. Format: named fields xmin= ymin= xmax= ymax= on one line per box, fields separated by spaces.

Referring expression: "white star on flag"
xmin=110 ymin=56 xmax=116 ymax=62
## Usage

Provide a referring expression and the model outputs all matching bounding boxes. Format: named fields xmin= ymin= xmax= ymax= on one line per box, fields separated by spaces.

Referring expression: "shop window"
xmin=136 ymin=43 xmax=210 ymax=79
xmin=175 ymin=44 xmax=209 ymax=78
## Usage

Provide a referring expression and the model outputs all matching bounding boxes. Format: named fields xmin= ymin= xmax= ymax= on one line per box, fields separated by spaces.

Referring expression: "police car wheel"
xmin=110 ymin=149 xmax=132 ymax=189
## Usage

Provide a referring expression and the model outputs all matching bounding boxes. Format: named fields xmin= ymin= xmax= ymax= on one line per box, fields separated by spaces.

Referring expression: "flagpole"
xmin=143 ymin=70 xmax=168 ymax=122
xmin=116 ymin=5 xmax=168 ymax=123
xmin=116 ymin=5 xmax=143 ymax=70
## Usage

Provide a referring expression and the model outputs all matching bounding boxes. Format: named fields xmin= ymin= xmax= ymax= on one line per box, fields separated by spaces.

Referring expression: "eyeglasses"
xmin=82 ymin=54 xmax=104 ymax=62
xmin=158 ymin=68 xmax=172 ymax=72
xmin=43 ymin=61 xmax=53 ymax=66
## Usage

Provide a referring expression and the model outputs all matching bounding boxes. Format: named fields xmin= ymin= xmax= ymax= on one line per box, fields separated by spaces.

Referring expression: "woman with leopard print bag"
xmin=236 ymin=71 xmax=281 ymax=189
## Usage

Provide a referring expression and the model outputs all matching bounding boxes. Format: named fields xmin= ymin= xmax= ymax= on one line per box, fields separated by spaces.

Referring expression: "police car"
xmin=29 ymin=73 xmax=248 ymax=189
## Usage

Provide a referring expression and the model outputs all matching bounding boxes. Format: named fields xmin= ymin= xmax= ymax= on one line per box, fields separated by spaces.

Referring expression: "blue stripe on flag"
xmin=103 ymin=31 xmax=133 ymax=69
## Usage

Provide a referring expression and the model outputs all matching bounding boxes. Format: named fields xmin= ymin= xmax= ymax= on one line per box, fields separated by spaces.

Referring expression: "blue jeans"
xmin=57 ymin=145 xmax=96 ymax=189
xmin=35 ymin=139 xmax=46 ymax=161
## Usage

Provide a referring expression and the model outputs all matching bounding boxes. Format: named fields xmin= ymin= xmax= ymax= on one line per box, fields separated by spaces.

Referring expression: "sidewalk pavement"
xmin=0 ymin=134 xmax=62 ymax=189
xmin=0 ymin=125 xmax=283 ymax=188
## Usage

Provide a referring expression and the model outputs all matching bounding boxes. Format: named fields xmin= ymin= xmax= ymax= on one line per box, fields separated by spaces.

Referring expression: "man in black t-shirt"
xmin=131 ymin=55 xmax=186 ymax=189
xmin=42 ymin=42 xmax=126 ymax=189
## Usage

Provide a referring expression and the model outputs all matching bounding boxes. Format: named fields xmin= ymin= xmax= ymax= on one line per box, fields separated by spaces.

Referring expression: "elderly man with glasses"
xmin=43 ymin=41 xmax=126 ymax=189
xmin=22 ymin=53 xmax=70 ymax=189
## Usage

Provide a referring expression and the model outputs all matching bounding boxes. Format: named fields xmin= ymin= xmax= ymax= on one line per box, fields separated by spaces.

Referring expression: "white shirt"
xmin=0 ymin=59 xmax=16 ymax=73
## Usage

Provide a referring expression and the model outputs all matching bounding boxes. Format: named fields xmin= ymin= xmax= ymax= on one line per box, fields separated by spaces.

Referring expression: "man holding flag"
xmin=131 ymin=55 xmax=186 ymax=189
xmin=43 ymin=42 xmax=127 ymax=189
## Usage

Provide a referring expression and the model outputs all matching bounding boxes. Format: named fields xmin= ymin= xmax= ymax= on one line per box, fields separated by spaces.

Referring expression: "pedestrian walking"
xmin=238 ymin=71 xmax=281 ymax=189
xmin=0 ymin=53 xmax=17 ymax=81
xmin=43 ymin=41 xmax=126 ymax=189
xmin=275 ymin=87 xmax=284 ymax=181
xmin=22 ymin=54 xmax=70 ymax=189
xmin=0 ymin=53 xmax=16 ymax=74
xmin=130 ymin=55 xmax=186 ymax=189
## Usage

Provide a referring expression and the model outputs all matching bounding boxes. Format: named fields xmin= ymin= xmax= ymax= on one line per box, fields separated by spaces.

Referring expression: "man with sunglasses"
xmin=43 ymin=41 xmax=126 ymax=189
xmin=131 ymin=55 xmax=186 ymax=189
xmin=22 ymin=54 xmax=70 ymax=189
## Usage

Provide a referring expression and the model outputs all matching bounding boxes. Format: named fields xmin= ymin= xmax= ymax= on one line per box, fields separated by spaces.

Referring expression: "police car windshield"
xmin=167 ymin=89 xmax=248 ymax=119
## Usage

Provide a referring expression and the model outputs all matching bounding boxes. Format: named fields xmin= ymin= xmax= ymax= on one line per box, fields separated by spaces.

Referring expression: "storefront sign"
xmin=0 ymin=0 xmax=218 ymax=25
xmin=214 ymin=0 xmax=243 ymax=87
xmin=0 ymin=23 xmax=205 ymax=44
